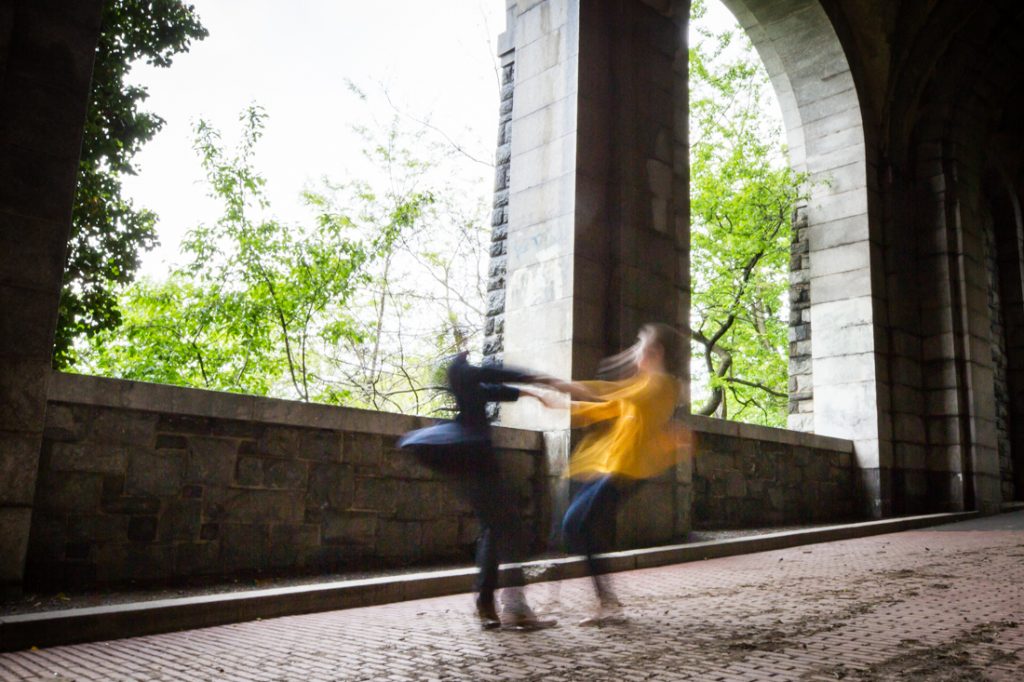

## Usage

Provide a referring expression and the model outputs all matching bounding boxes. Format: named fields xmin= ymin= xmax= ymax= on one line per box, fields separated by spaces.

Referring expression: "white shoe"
xmin=578 ymin=602 xmax=624 ymax=627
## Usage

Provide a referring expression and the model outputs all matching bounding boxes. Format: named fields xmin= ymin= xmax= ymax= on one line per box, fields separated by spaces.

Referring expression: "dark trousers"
xmin=562 ymin=474 xmax=626 ymax=602
xmin=454 ymin=456 xmax=527 ymax=607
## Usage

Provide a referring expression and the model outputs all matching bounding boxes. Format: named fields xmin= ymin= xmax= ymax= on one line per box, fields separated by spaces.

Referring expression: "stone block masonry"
xmin=483 ymin=56 xmax=515 ymax=371
xmin=26 ymin=373 xmax=545 ymax=590
xmin=24 ymin=373 xmax=860 ymax=591
xmin=788 ymin=205 xmax=813 ymax=431
xmin=687 ymin=414 xmax=857 ymax=528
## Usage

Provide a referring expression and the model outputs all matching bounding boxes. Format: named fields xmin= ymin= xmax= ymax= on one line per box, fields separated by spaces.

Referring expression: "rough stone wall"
xmin=983 ymin=214 xmax=1014 ymax=502
xmin=690 ymin=416 xmax=856 ymax=528
xmin=24 ymin=374 xmax=861 ymax=589
xmin=26 ymin=374 xmax=545 ymax=590
xmin=483 ymin=58 xmax=515 ymax=369
xmin=0 ymin=1 xmax=104 ymax=590
xmin=788 ymin=205 xmax=813 ymax=431
xmin=721 ymin=0 xmax=886 ymax=517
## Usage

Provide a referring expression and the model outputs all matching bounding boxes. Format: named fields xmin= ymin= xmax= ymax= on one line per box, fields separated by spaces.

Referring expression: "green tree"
xmin=82 ymin=107 xmax=373 ymax=398
xmin=54 ymin=0 xmax=207 ymax=368
xmin=308 ymin=116 xmax=486 ymax=413
xmin=689 ymin=0 xmax=807 ymax=426
xmin=83 ymin=273 xmax=281 ymax=394
xmin=79 ymin=106 xmax=483 ymax=414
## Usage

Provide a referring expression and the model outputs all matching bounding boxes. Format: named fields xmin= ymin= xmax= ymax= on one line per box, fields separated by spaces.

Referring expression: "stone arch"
xmin=716 ymin=0 xmax=885 ymax=510
xmin=494 ymin=0 xmax=894 ymax=514
xmin=884 ymin=1 xmax=1024 ymax=513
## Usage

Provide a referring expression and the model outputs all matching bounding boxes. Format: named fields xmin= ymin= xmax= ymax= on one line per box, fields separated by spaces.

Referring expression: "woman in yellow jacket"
xmin=552 ymin=323 xmax=692 ymax=625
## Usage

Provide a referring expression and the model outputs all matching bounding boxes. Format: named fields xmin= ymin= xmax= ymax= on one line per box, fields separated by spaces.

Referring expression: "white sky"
xmin=124 ymin=0 xmax=752 ymax=276
xmin=125 ymin=0 xmax=507 ymax=275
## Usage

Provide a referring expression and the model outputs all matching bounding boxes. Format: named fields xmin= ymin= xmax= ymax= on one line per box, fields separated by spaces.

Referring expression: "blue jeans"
xmin=562 ymin=474 xmax=624 ymax=602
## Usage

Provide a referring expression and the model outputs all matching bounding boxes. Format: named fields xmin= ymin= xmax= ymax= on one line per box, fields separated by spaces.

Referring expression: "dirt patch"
xmin=818 ymin=621 xmax=1021 ymax=681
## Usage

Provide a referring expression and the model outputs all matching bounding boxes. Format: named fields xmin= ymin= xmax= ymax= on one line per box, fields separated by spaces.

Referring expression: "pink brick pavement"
xmin=2 ymin=523 xmax=1022 ymax=680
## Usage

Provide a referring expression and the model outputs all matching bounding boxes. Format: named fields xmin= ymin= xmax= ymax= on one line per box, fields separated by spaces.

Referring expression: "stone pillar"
xmin=788 ymin=204 xmax=813 ymax=430
xmin=983 ymin=200 xmax=1012 ymax=503
xmin=482 ymin=14 xmax=517 ymax=371
xmin=501 ymin=0 xmax=690 ymax=425
xmin=987 ymin=181 xmax=1024 ymax=502
xmin=499 ymin=0 xmax=691 ymax=544
xmin=0 ymin=1 xmax=103 ymax=590
xmin=913 ymin=142 xmax=1003 ymax=514
xmin=942 ymin=150 xmax=1004 ymax=514
xmin=721 ymin=0 xmax=889 ymax=516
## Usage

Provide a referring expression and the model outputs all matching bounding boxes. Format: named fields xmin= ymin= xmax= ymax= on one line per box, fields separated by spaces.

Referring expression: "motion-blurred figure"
xmin=551 ymin=323 xmax=693 ymax=625
xmin=398 ymin=352 xmax=557 ymax=630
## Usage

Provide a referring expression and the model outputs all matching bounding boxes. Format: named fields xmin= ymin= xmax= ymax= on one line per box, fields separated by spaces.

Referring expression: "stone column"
xmin=482 ymin=10 xmax=517 ymax=371
xmin=0 ymin=1 xmax=103 ymax=590
xmin=987 ymin=180 xmax=1024 ymax=502
xmin=912 ymin=143 xmax=1003 ymax=514
xmin=499 ymin=0 xmax=691 ymax=545
xmin=940 ymin=151 xmax=1003 ymax=514
xmin=501 ymin=0 xmax=690 ymax=420
xmin=721 ymin=0 xmax=889 ymax=516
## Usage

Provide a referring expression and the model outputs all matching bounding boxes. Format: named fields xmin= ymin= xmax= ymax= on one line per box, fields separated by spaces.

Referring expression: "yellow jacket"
xmin=567 ymin=371 xmax=684 ymax=480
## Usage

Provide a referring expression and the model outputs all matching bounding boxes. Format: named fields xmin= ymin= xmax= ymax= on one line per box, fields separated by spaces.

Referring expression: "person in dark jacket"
xmin=398 ymin=352 xmax=557 ymax=630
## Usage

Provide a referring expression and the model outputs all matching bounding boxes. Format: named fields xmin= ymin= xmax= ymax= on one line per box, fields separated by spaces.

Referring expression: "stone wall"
xmin=26 ymin=373 xmax=545 ymax=590
xmin=0 ymin=0 xmax=104 ymax=590
xmin=788 ymin=205 xmax=813 ymax=431
xmin=483 ymin=54 xmax=515 ymax=370
xmin=983 ymin=212 xmax=1014 ymax=503
xmin=25 ymin=373 xmax=865 ymax=590
xmin=688 ymin=415 xmax=857 ymax=528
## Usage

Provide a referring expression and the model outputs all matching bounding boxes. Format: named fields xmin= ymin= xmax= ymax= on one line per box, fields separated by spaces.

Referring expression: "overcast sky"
xmin=124 ymin=0 xmax=751 ymax=276
xmin=124 ymin=0 xmax=506 ymax=275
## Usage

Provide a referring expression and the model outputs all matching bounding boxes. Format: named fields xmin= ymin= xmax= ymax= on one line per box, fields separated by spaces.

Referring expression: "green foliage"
xmin=85 ymin=273 xmax=280 ymax=394
xmin=82 ymin=107 xmax=372 ymax=398
xmin=306 ymin=117 xmax=489 ymax=413
xmin=55 ymin=0 xmax=207 ymax=368
xmin=689 ymin=0 xmax=808 ymax=426
xmin=80 ymin=105 xmax=488 ymax=415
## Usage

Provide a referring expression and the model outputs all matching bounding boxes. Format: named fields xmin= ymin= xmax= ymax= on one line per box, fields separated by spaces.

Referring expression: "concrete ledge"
xmin=49 ymin=372 xmax=853 ymax=455
xmin=0 ymin=511 xmax=975 ymax=652
xmin=48 ymin=371 xmax=544 ymax=451
xmin=0 ymin=568 xmax=477 ymax=653
xmin=681 ymin=413 xmax=854 ymax=453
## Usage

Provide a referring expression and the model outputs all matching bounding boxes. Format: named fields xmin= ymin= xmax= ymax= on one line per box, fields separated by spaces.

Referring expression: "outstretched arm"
xmin=474 ymin=364 xmax=536 ymax=386
xmin=517 ymin=385 xmax=565 ymax=409
xmin=533 ymin=377 xmax=603 ymax=402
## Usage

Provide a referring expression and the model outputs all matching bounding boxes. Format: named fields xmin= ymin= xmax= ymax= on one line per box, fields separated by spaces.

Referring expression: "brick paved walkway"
xmin=2 ymin=515 xmax=1022 ymax=681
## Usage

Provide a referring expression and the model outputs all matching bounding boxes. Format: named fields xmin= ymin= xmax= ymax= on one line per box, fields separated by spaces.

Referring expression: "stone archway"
xmin=716 ymin=0 xmax=884 ymax=513
xmin=494 ymin=0 xmax=887 ymax=519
